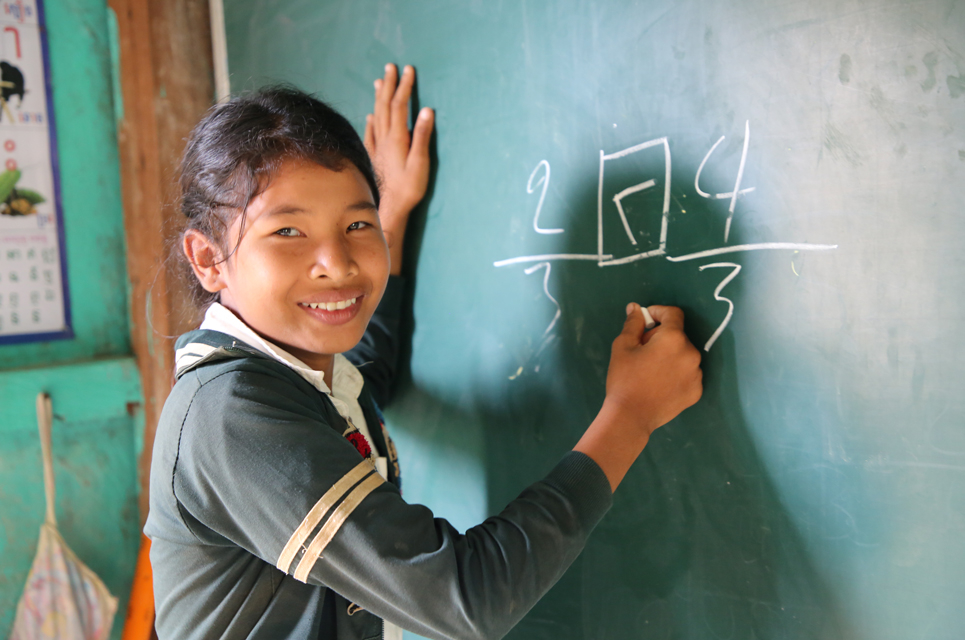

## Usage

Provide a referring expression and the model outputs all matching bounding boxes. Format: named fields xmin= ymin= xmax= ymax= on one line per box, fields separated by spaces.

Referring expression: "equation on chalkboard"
xmin=494 ymin=121 xmax=838 ymax=353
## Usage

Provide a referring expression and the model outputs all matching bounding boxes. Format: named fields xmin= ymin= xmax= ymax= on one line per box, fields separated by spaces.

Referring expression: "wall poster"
xmin=0 ymin=0 xmax=70 ymax=345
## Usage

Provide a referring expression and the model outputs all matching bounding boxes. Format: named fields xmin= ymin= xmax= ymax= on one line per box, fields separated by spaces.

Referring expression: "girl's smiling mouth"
xmin=297 ymin=294 xmax=365 ymax=325
xmin=299 ymin=297 xmax=358 ymax=311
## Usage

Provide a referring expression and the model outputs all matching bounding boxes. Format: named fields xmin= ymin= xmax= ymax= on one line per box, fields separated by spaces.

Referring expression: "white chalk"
xmin=640 ymin=306 xmax=656 ymax=330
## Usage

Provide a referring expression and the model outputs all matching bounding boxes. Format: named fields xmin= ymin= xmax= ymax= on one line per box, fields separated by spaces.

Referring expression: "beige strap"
xmin=293 ymin=472 xmax=384 ymax=582
xmin=276 ymin=460 xmax=374 ymax=573
xmin=36 ymin=393 xmax=56 ymax=526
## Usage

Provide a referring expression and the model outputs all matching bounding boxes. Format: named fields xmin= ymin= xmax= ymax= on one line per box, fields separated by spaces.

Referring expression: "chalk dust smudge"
xmin=948 ymin=75 xmax=965 ymax=98
xmin=823 ymin=122 xmax=863 ymax=166
xmin=921 ymin=51 xmax=939 ymax=92
xmin=839 ymin=53 xmax=852 ymax=84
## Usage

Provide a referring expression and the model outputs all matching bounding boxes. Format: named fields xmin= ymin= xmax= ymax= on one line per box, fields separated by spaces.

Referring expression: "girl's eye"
xmin=275 ymin=227 xmax=302 ymax=237
xmin=348 ymin=221 xmax=371 ymax=231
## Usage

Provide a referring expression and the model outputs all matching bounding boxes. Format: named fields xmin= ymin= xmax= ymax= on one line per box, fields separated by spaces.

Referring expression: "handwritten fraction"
xmin=494 ymin=121 xmax=838 ymax=352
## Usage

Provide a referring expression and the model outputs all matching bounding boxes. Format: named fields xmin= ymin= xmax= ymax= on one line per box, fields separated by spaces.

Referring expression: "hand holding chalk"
xmin=641 ymin=305 xmax=656 ymax=330
xmin=575 ymin=304 xmax=703 ymax=491
xmin=610 ymin=304 xmax=702 ymax=427
xmin=625 ymin=302 xmax=657 ymax=331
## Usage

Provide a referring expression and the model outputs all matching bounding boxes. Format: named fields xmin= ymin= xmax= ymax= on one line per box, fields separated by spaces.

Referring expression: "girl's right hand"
xmin=574 ymin=304 xmax=703 ymax=491
xmin=605 ymin=304 xmax=703 ymax=436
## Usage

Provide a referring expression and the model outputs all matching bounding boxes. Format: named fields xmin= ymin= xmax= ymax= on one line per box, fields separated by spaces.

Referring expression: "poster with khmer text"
xmin=0 ymin=0 xmax=70 ymax=344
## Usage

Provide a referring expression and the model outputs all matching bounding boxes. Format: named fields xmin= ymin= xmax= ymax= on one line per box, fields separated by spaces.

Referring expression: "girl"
xmin=145 ymin=64 xmax=703 ymax=640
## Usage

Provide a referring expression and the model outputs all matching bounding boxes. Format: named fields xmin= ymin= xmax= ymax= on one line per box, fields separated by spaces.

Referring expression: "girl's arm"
xmin=364 ymin=63 xmax=434 ymax=276
xmin=153 ymin=304 xmax=700 ymax=640
xmin=346 ymin=64 xmax=432 ymax=404
xmin=575 ymin=304 xmax=703 ymax=491
xmin=157 ymin=366 xmax=611 ymax=640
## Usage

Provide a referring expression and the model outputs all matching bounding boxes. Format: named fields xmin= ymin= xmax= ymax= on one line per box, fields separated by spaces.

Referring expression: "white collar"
xmin=199 ymin=302 xmax=363 ymax=401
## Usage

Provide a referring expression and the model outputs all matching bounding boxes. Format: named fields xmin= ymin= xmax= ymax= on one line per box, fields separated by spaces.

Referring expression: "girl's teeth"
xmin=302 ymin=297 xmax=356 ymax=311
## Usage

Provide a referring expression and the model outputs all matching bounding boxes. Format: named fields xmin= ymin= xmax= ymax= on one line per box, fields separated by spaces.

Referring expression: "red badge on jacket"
xmin=345 ymin=432 xmax=371 ymax=459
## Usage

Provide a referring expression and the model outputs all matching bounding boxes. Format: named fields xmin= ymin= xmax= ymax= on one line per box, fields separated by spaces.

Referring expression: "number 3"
xmin=523 ymin=261 xmax=561 ymax=338
xmin=699 ymin=262 xmax=742 ymax=352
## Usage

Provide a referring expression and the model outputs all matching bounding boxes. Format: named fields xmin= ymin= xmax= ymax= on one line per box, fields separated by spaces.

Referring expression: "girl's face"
xmin=206 ymin=159 xmax=389 ymax=372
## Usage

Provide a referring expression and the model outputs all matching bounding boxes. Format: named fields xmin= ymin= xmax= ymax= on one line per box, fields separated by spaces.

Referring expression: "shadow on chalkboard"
xmin=472 ymin=157 xmax=855 ymax=639
xmin=387 ymin=142 xmax=857 ymax=638
xmin=393 ymin=74 xmax=438 ymax=386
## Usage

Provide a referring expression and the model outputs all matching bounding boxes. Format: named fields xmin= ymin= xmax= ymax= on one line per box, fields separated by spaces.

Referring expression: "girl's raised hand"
xmin=365 ymin=64 xmax=434 ymax=274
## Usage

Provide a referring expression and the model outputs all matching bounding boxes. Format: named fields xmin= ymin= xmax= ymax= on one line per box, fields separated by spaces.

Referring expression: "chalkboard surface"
xmin=224 ymin=1 xmax=965 ymax=638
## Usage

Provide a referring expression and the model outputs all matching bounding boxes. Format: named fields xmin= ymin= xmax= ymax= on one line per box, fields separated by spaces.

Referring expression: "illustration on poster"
xmin=0 ymin=16 xmax=46 ymax=218
xmin=1 ymin=60 xmax=25 ymax=114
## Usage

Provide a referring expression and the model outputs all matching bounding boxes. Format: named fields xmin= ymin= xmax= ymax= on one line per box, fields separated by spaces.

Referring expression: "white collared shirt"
xmin=199 ymin=303 xmax=390 ymax=480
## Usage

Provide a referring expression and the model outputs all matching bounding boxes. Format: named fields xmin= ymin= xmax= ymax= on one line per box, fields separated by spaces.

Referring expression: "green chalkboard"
xmin=225 ymin=1 xmax=965 ymax=638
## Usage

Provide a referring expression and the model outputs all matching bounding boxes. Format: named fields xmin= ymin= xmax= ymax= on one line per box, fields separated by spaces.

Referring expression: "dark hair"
xmin=176 ymin=85 xmax=380 ymax=307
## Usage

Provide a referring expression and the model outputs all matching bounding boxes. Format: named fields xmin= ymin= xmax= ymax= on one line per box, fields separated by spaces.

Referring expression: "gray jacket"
xmin=145 ymin=278 xmax=613 ymax=640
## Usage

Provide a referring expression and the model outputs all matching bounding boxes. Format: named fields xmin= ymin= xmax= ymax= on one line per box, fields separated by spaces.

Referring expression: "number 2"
xmin=528 ymin=160 xmax=563 ymax=234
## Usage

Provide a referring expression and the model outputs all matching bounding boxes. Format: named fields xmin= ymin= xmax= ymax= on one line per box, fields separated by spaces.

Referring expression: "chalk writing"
xmin=613 ymin=178 xmax=656 ymax=246
xmin=597 ymin=138 xmax=671 ymax=266
xmin=694 ymin=121 xmax=753 ymax=242
xmin=495 ymin=122 xmax=839 ymax=353
xmin=528 ymin=160 xmax=562 ymax=234
xmin=523 ymin=261 xmax=561 ymax=338
xmin=699 ymin=263 xmax=742 ymax=351
xmin=666 ymin=243 xmax=838 ymax=263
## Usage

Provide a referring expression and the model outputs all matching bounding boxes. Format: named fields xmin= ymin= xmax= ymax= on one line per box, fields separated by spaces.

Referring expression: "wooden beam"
xmin=109 ymin=0 xmax=214 ymax=524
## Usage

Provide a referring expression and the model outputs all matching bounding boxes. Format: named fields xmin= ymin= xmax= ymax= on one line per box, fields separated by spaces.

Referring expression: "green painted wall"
xmin=0 ymin=360 xmax=141 ymax=636
xmin=0 ymin=2 xmax=141 ymax=638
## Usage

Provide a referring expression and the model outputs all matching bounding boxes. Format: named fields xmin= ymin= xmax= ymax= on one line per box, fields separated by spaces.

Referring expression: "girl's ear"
xmin=183 ymin=230 xmax=228 ymax=293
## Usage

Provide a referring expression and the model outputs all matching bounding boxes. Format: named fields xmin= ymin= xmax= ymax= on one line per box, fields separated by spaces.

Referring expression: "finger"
xmin=646 ymin=305 xmax=685 ymax=332
xmin=390 ymin=65 xmax=415 ymax=136
xmin=372 ymin=79 xmax=384 ymax=136
xmin=374 ymin=64 xmax=397 ymax=135
xmin=407 ymin=107 xmax=434 ymax=167
xmin=363 ymin=114 xmax=375 ymax=156
xmin=616 ymin=302 xmax=647 ymax=347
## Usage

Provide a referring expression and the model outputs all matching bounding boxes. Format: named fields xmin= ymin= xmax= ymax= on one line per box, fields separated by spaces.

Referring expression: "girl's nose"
xmin=310 ymin=237 xmax=358 ymax=281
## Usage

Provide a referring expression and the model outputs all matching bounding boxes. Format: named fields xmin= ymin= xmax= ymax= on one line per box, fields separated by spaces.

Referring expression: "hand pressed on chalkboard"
xmin=574 ymin=304 xmax=703 ymax=491
xmin=364 ymin=63 xmax=434 ymax=275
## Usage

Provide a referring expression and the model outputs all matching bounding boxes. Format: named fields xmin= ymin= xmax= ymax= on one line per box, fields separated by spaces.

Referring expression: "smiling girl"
xmin=145 ymin=65 xmax=703 ymax=640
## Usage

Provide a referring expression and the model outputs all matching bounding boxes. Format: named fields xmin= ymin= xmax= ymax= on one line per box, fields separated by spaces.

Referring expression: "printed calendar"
xmin=0 ymin=0 xmax=70 ymax=344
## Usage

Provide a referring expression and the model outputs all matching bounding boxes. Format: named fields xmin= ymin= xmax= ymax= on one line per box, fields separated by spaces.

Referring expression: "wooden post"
xmin=110 ymin=1 xmax=215 ymax=636
xmin=108 ymin=0 xmax=214 ymax=524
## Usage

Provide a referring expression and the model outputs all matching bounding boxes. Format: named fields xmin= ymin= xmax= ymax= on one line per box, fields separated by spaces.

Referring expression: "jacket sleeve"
xmin=344 ymin=275 xmax=405 ymax=408
xmin=173 ymin=366 xmax=613 ymax=640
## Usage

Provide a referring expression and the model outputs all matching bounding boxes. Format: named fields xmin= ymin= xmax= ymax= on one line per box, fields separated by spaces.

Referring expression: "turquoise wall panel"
xmin=0 ymin=358 xmax=141 ymax=639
